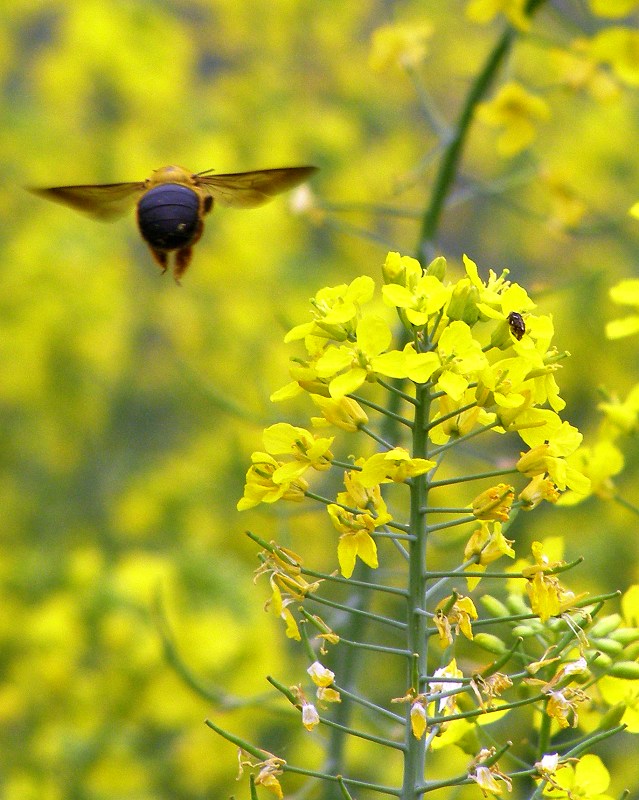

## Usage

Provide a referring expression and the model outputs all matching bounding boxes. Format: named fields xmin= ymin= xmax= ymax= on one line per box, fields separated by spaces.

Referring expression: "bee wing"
xmin=196 ymin=166 xmax=317 ymax=208
xmin=28 ymin=182 xmax=146 ymax=221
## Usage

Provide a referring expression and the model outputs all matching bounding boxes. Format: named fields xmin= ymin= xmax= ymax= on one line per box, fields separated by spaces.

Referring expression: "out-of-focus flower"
xmin=466 ymin=0 xmax=530 ymax=30
xmin=589 ymin=27 xmax=639 ymax=87
xmin=542 ymin=753 xmax=612 ymax=799
xmin=477 ymin=81 xmax=550 ymax=157
xmin=606 ymin=278 xmax=639 ymax=339
xmin=552 ymin=39 xmax=621 ymax=102
xmin=590 ymin=0 xmax=639 ymax=16
xmin=369 ymin=22 xmax=433 ymax=71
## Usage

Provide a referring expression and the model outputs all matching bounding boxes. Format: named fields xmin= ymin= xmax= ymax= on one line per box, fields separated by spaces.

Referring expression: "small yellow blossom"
xmin=369 ymin=22 xmax=433 ymax=71
xmin=310 ymin=395 xmax=369 ymax=431
xmin=471 ymin=673 xmax=513 ymax=709
xmin=435 ymin=595 xmax=478 ymax=645
xmin=301 ymin=701 xmax=320 ymax=731
xmin=559 ymin=440 xmax=623 ymax=504
xmin=553 ymin=38 xmax=620 ymax=102
xmin=307 ymin=661 xmax=335 ymax=688
xmin=519 ymin=475 xmax=561 ymax=510
xmin=262 ymin=423 xmax=334 ymax=481
xmin=254 ymin=757 xmax=286 ymax=799
xmin=590 ymin=0 xmax=639 ymax=17
xmin=605 ymin=278 xmax=639 ymax=339
xmin=522 ymin=542 xmax=586 ymax=622
xmin=477 ymin=81 xmax=551 ymax=157
xmin=357 ymin=447 xmax=436 ymax=488
xmin=429 ymin=659 xmax=464 ymax=718
xmin=237 ymin=452 xmax=309 ymax=510
xmin=598 ymin=384 xmax=639 ymax=436
xmin=464 ymin=521 xmax=515 ymax=589
xmin=472 ymin=484 xmax=515 ymax=522
xmin=284 ymin=275 xmax=375 ymax=344
xmin=410 ymin=699 xmax=428 ymax=740
xmin=542 ymin=753 xmax=612 ymax=800
xmin=589 ymin=27 xmax=639 ymax=87
xmin=317 ymin=687 xmax=341 ymax=703
xmin=545 ymin=688 xmax=587 ymax=730
xmin=469 ymin=748 xmax=513 ymax=797
xmin=466 ymin=0 xmax=529 ymax=30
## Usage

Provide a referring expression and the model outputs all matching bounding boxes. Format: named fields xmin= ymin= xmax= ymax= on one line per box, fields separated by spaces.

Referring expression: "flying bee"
xmin=29 ymin=164 xmax=318 ymax=281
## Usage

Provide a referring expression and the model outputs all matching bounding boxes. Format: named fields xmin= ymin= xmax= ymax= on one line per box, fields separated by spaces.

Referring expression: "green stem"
xmin=402 ymin=384 xmax=431 ymax=800
xmin=414 ymin=0 xmax=548 ymax=263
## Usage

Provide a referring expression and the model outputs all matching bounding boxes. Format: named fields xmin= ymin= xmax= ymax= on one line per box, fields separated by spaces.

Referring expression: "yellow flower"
xmin=472 ymin=484 xmax=515 ymax=522
xmin=410 ymin=699 xmax=428 ymax=739
xmin=310 ymin=395 xmax=368 ymax=431
xmin=301 ymin=701 xmax=320 ymax=731
xmin=552 ymin=38 xmax=620 ymax=102
xmin=590 ymin=0 xmax=639 ymax=17
xmin=237 ymin=452 xmax=309 ymax=510
xmin=589 ymin=27 xmax=639 ymax=87
xmin=328 ymin=481 xmax=389 ymax=578
xmin=606 ymin=278 xmax=639 ymax=339
xmin=464 ymin=521 xmax=515 ymax=589
xmin=466 ymin=0 xmax=530 ymax=30
xmin=519 ymin=475 xmax=561 ymax=510
xmin=469 ymin=748 xmax=513 ymax=797
xmin=307 ymin=661 xmax=335 ymax=688
xmin=435 ymin=595 xmax=478 ymax=645
xmin=254 ymin=758 xmax=286 ymax=799
xmin=357 ymin=447 xmax=436 ymax=488
xmin=477 ymin=81 xmax=551 ymax=157
xmin=369 ymin=22 xmax=433 ymax=71
xmin=284 ymin=275 xmax=375 ymax=344
xmin=542 ymin=754 xmax=613 ymax=800
xmin=522 ymin=542 xmax=585 ymax=622
xmin=598 ymin=384 xmax=639 ymax=436
xmin=262 ymin=423 xmax=334 ymax=479
xmin=434 ymin=320 xmax=489 ymax=401
xmin=429 ymin=659 xmax=464 ymax=717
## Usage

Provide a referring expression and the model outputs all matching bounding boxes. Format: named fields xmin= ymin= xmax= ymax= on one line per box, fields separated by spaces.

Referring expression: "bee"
xmin=507 ymin=311 xmax=526 ymax=341
xmin=29 ymin=164 xmax=318 ymax=282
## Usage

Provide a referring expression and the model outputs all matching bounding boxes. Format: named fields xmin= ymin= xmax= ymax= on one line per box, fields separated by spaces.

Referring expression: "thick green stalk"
xmin=402 ymin=383 xmax=431 ymax=800
xmin=415 ymin=0 xmax=548 ymax=265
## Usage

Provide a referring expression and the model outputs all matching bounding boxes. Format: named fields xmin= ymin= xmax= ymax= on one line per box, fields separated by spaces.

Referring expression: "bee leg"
xmin=173 ymin=247 xmax=193 ymax=283
xmin=148 ymin=247 xmax=169 ymax=274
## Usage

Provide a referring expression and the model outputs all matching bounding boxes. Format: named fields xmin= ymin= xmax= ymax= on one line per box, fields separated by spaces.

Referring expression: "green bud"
xmin=586 ymin=649 xmax=612 ymax=669
xmin=447 ymin=281 xmax=479 ymax=325
xmin=598 ymin=702 xmax=627 ymax=729
xmin=480 ymin=595 xmax=510 ymax=618
xmin=590 ymin=637 xmax=624 ymax=657
xmin=473 ymin=633 xmax=507 ymax=654
xmin=425 ymin=255 xmax=447 ymax=281
xmin=506 ymin=594 xmax=531 ymax=616
xmin=608 ymin=660 xmax=639 ymax=680
xmin=490 ymin=320 xmax=512 ymax=350
xmin=591 ymin=614 xmax=622 ymax=638
xmin=609 ymin=627 xmax=639 ymax=646
xmin=623 ymin=641 xmax=639 ymax=661
xmin=512 ymin=624 xmax=541 ymax=639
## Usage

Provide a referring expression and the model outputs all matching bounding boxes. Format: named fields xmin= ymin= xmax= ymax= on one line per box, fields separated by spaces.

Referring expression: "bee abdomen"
xmin=137 ymin=184 xmax=200 ymax=250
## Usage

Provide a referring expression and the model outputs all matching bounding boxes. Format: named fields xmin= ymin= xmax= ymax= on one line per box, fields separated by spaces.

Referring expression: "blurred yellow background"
xmin=2 ymin=1 xmax=639 ymax=798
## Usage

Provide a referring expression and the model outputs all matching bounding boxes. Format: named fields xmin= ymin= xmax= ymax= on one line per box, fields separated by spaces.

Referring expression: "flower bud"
xmin=473 ymin=632 xmax=507 ymax=654
xmin=591 ymin=614 xmax=622 ymax=638
xmin=610 ymin=627 xmax=639 ymax=646
xmin=425 ymin=255 xmax=447 ymax=281
xmin=589 ymin=637 xmax=624 ymax=657
xmin=480 ymin=595 xmax=510 ymax=618
xmin=608 ymin=660 xmax=639 ymax=680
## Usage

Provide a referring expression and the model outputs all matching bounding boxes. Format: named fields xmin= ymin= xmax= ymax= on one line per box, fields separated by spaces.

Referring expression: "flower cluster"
xmin=239 ymin=253 xmax=591 ymax=585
